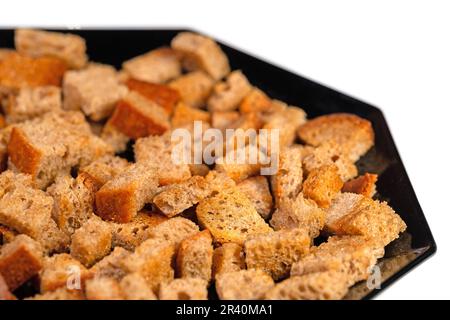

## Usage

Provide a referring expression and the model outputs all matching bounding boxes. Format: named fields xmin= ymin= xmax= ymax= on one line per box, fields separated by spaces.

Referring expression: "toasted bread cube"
xmin=215 ymin=269 xmax=274 ymax=300
xmin=63 ymin=63 xmax=128 ymax=121
xmin=70 ymin=217 xmax=112 ymax=267
xmin=196 ymin=188 xmax=273 ymax=245
xmin=90 ymin=247 xmax=131 ymax=281
xmin=153 ymin=176 xmax=210 ymax=217
xmin=239 ymin=87 xmax=272 ymax=113
xmin=303 ymin=164 xmax=343 ymax=208
xmin=85 ymin=277 xmax=123 ymax=300
xmin=325 ymin=193 xmax=407 ymax=246
xmin=0 ymin=53 xmax=66 ymax=92
xmin=204 ymin=170 xmax=237 ymax=193
xmin=212 ymin=243 xmax=245 ymax=279
xmin=263 ymin=107 xmax=307 ymax=147
xmin=0 ymin=274 xmax=16 ymax=300
xmin=100 ymin=122 xmax=130 ymax=153
xmin=146 ymin=217 xmax=199 ymax=249
xmin=7 ymin=111 xmax=112 ymax=188
xmin=125 ymin=78 xmax=180 ymax=115
xmin=244 ymin=228 xmax=310 ymax=280
xmin=27 ymin=287 xmax=85 ymax=300
xmin=169 ymin=71 xmax=214 ymax=108
xmin=270 ymin=145 xmax=304 ymax=205
xmin=40 ymin=253 xmax=92 ymax=293
xmin=237 ymin=176 xmax=273 ymax=219
xmin=0 ymin=235 xmax=43 ymax=291
xmin=298 ymin=113 xmax=374 ymax=161
xmin=270 ymin=193 xmax=326 ymax=240
xmin=211 ymin=111 xmax=240 ymax=130
xmin=47 ymin=174 xmax=96 ymax=236
xmin=111 ymin=210 xmax=168 ymax=250
xmin=176 ymin=230 xmax=213 ymax=282
xmin=0 ymin=171 xmax=69 ymax=252
xmin=15 ymin=29 xmax=87 ymax=69
xmin=303 ymin=140 xmax=358 ymax=182
xmin=4 ymin=86 xmax=61 ymax=123
xmin=0 ymin=224 xmax=16 ymax=245
xmin=120 ymin=238 xmax=175 ymax=291
xmin=291 ymin=235 xmax=384 ymax=286
xmin=108 ymin=91 xmax=170 ymax=139
xmin=171 ymin=32 xmax=230 ymax=81
xmin=342 ymin=173 xmax=378 ymax=197
xmin=120 ymin=273 xmax=157 ymax=300
xmin=95 ymin=163 xmax=159 ymax=223
xmin=78 ymin=155 xmax=130 ymax=192
xmin=207 ymin=70 xmax=252 ymax=112
xmin=265 ymin=271 xmax=349 ymax=300
xmin=134 ymin=134 xmax=191 ymax=186
xmin=159 ymin=278 xmax=208 ymax=300
xmin=171 ymin=102 xmax=211 ymax=127
xmin=123 ymin=47 xmax=181 ymax=84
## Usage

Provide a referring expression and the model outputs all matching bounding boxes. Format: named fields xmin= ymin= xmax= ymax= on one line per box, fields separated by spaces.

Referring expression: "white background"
xmin=1 ymin=0 xmax=449 ymax=300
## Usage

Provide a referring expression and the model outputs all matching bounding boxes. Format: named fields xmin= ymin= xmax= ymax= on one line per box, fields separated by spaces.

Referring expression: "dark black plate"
xmin=0 ymin=29 xmax=436 ymax=300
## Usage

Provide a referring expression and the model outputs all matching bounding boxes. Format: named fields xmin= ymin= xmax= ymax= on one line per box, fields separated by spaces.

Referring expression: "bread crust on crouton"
xmin=302 ymin=164 xmax=343 ymax=208
xmin=169 ymin=71 xmax=214 ymax=108
xmin=342 ymin=173 xmax=378 ymax=197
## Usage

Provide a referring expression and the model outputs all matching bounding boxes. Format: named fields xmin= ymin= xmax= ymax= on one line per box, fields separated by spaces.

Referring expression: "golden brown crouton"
xmin=270 ymin=193 xmax=326 ymax=240
xmin=4 ymin=86 xmax=61 ymax=123
xmin=302 ymin=164 xmax=343 ymax=208
xmin=153 ymin=176 xmax=210 ymax=217
xmin=290 ymin=235 xmax=384 ymax=286
xmin=215 ymin=269 xmax=275 ymax=300
xmin=171 ymin=32 xmax=230 ymax=81
xmin=244 ymin=228 xmax=311 ymax=280
xmin=119 ymin=273 xmax=157 ymax=300
xmin=169 ymin=71 xmax=214 ymax=108
xmin=90 ymin=247 xmax=131 ymax=281
xmin=15 ymin=29 xmax=87 ymax=69
xmin=40 ymin=253 xmax=92 ymax=293
xmin=342 ymin=173 xmax=378 ymax=197
xmin=0 ymin=53 xmax=66 ymax=92
xmin=211 ymin=111 xmax=240 ymax=130
xmin=0 ymin=273 xmax=16 ymax=300
xmin=108 ymin=91 xmax=170 ymax=139
xmin=196 ymin=187 xmax=273 ymax=245
xmin=212 ymin=243 xmax=245 ymax=280
xmin=239 ymin=87 xmax=272 ymax=114
xmin=146 ymin=217 xmax=200 ymax=249
xmin=95 ymin=163 xmax=159 ymax=223
xmin=325 ymin=193 xmax=407 ymax=246
xmin=0 ymin=235 xmax=43 ymax=291
xmin=100 ymin=121 xmax=130 ymax=153
xmin=237 ymin=176 xmax=273 ymax=219
xmin=159 ymin=278 xmax=208 ymax=300
xmin=85 ymin=277 xmax=123 ymax=300
xmin=126 ymin=78 xmax=180 ymax=115
xmin=176 ymin=230 xmax=213 ymax=282
xmin=263 ymin=106 xmax=307 ymax=148
xmin=122 ymin=47 xmax=181 ymax=84
xmin=110 ymin=211 xmax=168 ymax=251
xmin=207 ymin=70 xmax=252 ymax=112
xmin=171 ymin=102 xmax=211 ymax=128
xmin=298 ymin=113 xmax=374 ymax=161
xmin=70 ymin=217 xmax=112 ymax=267
xmin=265 ymin=271 xmax=349 ymax=300
xmin=63 ymin=63 xmax=128 ymax=120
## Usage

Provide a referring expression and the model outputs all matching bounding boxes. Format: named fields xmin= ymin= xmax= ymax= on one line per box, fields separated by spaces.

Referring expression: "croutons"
xmin=85 ymin=277 xmax=123 ymax=300
xmin=171 ymin=32 xmax=230 ymax=81
xmin=196 ymin=187 xmax=273 ymax=245
xmin=90 ymin=246 xmax=131 ymax=281
xmin=265 ymin=271 xmax=349 ymax=300
xmin=239 ymin=87 xmax=272 ymax=114
xmin=211 ymin=111 xmax=240 ymax=130
xmin=145 ymin=217 xmax=200 ymax=249
xmin=70 ymin=217 xmax=112 ymax=267
xmin=325 ymin=193 xmax=407 ymax=246
xmin=171 ymin=102 xmax=211 ymax=127
xmin=212 ymin=243 xmax=245 ymax=279
xmin=63 ymin=63 xmax=128 ymax=120
xmin=15 ymin=29 xmax=87 ymax=69
xmin=207 ymin=70 xmax=252 ymax=112
xmin=298 ymin=113 xmax=374 ymax=161
xmin=0 ymin=274 xmax=16 ymax=300
xmin=108 ymin=91 xmax=170 ymax=139
xmin=169 ymin=71 xmax=214 ymax=108
xmin=27 ymin=287 xmax=85 ymax=300
xmin=126 ymin=78 xmax=180 ymax=115
xmin=237 ymin=176 xmax=273 ymax=219
xmin=342 ymin=173 xmax=378 ymax=197
xmin=122 ymin=47 xmax=181 ymax=84
xmin=302 ymin=164 xmax=343 ymax=208
xmin=95 ymin=163 xmax=159 ymax=223
xmin=244 ymin=228 xmax=311 ymax=280
xmin=119 ymin=273 xmax=157 ymax=300
xmin=215 ymin=269 xmax=275 ymax=300
xmin=159 ymin=278 xmax=208 ymax=300
xmin=0 ymin=235 xmax=43 ymax=291
xmin=176 ymin=230 xmax=213 ymax=282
